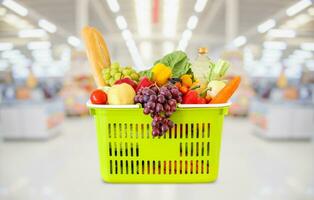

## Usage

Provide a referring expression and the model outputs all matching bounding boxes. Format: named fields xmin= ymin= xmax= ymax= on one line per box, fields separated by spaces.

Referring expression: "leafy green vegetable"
xmin=154 ymin=51 xmax=193 ymax=78
xmin=208 ymin=59 xmax=230 ymax=81
xmin=139 ymin=70 xmax=153 ymax=79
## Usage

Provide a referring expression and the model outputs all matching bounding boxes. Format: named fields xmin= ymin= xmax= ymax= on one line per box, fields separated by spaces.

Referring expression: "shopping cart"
xmin=87 ymin=102 xmax=230 ymax=183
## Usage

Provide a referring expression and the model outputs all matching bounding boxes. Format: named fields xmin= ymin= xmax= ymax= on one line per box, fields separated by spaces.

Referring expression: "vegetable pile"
xmin=82 ymin=26 xmax=241 ymax=137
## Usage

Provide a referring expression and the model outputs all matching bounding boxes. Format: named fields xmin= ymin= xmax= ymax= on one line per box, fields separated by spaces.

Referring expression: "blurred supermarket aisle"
xmin=1 ymin=117 xmax=313 ymax=200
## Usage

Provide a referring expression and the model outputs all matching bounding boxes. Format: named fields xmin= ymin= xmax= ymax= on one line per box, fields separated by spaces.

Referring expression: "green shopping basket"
xmin=87 ymin=102 xmax=230 ymax=183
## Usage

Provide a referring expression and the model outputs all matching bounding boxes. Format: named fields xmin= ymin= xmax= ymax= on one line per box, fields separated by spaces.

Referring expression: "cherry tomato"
xmin=90 ymin=89 xmax=107 ymax=104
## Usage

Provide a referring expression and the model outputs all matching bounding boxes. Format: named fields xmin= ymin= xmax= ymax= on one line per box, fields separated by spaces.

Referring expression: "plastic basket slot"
xmin=174 ymin=124 xmax=177 ymax=139
xmin=136 ymin=160 xmax=139 ymax=174
xmin=201 ymin=123 xmax=205 ymax=138
xmin=201 ymin=160 xmax=204 ymax=174
xmin=190 ymin=142 xmax=194 ymax=156
xmin=141 ymin=160 xmax=145 ymax=174
xmin=125 ymin=142 xmax=128 ymax=156
xmin=118 ymin=123 xmax=122 ymax=138
xmin=114 ymin=123 xmax=117 ymax=138
xmin=108 ymin=124 xmax=111 ymax=138
xmin=109 ymin=142 xmax=112 ymax=156
xmin=185 ymin=124 xmax=188 ymax=138
xmin=180 ymin=143 xmax=182 ymax=157
xmin=120 ymin=143 xmax=123 ymax=156
xmin=201 ymin=142 xmax=204 ymax=156
xmin=179 ymin=124 xmax=183 ymax=138
xmin=158 ymin=161 xmax=161 ymax=174
xmin=206 ymin=160 xmax=209 ymax=174
xmin=120 ymin=160 xmax=123 ymax=174
xmin=110 ymin=160 xmax=113 ymax=174
xmin=125 ymin=160 xmax=129 ymax=174
xmin=131 ymin=160 xmax=134 ymax=174
xmin=169 ymin=128 xmax=172 ymax=139
xmin=185 ymin=160 xmax=188 ymax=174
xmin=196 ymin=142 xmax=199 ymax=156
xmin=190 ymin=160 xmax=193 ymax=174
xmin=196 ymin=160 xmax=199 ymax=174
xmin=114 ymin=142 xmax=117 ymax=156
xmin=123 ymin=124 xmax=127 ymax=138
xmin=185 ymin=142 xmax=188 ymax=157
xmin=130 ymin=143 xmax=134 ymax=157
xmin=168 ymin=161 xmax=171 ymax=174
xmin=190 ymin=124 xmax=194 ymax=139
xmin=206 ymin=142 xmax=210 ymax=156
xmin=207 ymin=123 xmax=210 ymax=138
xmin=146 ymin=124 xmax=150 ymax=139
xmin=147 ymin=161 xmax=150 ymax=174
xmin=115 ymin=160 xmax=118 ymax=174
xmin=152 ymin=161 xmax=156 ymax=174
xmin=136 ymin=143 xmax=139 ymax=157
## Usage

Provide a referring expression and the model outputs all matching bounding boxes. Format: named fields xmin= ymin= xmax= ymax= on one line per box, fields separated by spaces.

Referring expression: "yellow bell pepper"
xmin=151 ymin=63 xmax=172 ymax=86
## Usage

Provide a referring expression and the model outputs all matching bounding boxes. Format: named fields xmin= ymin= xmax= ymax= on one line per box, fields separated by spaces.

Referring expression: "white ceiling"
xmin=0 ymin=0 xmax=313 ymax=70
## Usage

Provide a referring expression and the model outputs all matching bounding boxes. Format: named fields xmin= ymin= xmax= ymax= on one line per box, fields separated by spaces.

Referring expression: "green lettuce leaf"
xmin=154 ymin=51 xmax=193 ymax=78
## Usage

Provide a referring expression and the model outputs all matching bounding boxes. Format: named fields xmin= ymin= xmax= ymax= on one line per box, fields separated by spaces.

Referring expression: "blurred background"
xmin=0 ymin=0 xmax=313 ymax=199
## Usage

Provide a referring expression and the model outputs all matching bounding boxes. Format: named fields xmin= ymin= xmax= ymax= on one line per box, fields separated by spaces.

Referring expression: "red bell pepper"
xmin=182 ymin=90 xmax=207 ymax=104
xmin=136 ymin=77 xmax=153 ymax=92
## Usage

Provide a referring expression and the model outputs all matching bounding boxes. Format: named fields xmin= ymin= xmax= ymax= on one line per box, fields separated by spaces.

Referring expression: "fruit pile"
xmin=82 ymin=26 xmax=241 ymax=137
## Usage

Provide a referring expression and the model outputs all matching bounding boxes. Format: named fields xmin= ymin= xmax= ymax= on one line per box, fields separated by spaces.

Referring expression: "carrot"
xmin=210 ymin=76 xmax=241 ymax=104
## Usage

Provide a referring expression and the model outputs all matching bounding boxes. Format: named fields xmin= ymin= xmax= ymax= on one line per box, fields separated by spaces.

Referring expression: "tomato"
xmin=90 ymin=89 xmax=107 ymax=104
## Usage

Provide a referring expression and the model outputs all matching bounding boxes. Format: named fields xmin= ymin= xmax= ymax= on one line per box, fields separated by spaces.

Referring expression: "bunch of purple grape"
xmin=134 ymin=84 xmax=182 ymax=136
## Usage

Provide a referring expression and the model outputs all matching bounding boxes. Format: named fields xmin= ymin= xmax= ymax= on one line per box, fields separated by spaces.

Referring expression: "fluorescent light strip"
xmin=177 ymin=39 xmax=188 ymax=51
xmin=232 ymin=36 xmax=247 ymax=47
xmin=27 ymin=41 xmax=51 ymax=50
xmin=2 ymin=0 xmax=28 ymax=16
xmin=135 ymin=0 xmax=151 ymax=37
xmin=263 ymin=41 xmax=287 ymax=50
xmin=18 ymin=29 xmax=47 ymax=38
xmin=115 ymin=16 xmax=127 ymax=30
xmin=67 ymin=36 xmax=81 ymax=47
xmin=267 ymin=29 xmax=296 ymax=38
xmin=0 ymin=42 xmax=14 ymax=51
xmin=286 ymin=0 xmax=312 ymax=16
xmin=182 ymin=29 xmax=192 ymax=41
xmin=163 ymin=0 xmax=179 ymax=37
xmin=257 ymin=19 xmax=276 ymax=33
xmin=122 ymin=29 xmax=132 ymax=41
xmin=38 ymin=19 xmax=57 ymax=33
xmin=187 ymin=15 xmax=198 ymax=30
xmin=106 ymin=0 xmax=120 ymax=13
xmin=293 ymin=49 xmax=313 ymax=58
xmin=194 ymin=0 xmax=208 ymax=13
xmin=126 ymin=39 xmax=144 ymax=69
xmin=301 ymin=42 xmax=314 ymax=51
xmin=3 ymin=14 xmax=32 ymax=29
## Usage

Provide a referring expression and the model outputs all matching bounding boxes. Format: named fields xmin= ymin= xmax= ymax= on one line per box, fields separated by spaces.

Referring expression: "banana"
xmin=81 ymin=26 xmax=111 ymax=87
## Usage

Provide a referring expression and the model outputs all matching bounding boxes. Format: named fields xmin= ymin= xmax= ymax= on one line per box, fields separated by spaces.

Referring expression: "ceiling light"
xmin=18 ymin=29 xmax=47 ymax=38
xmin=0 ymin=43 xmax=14 ymax=51
xmin=263 ymin=41 xmax=287 ymax=50
xmin=187 ymin=15 xmax=198 ymax=30
xmin=301 ymin=42 xmax=314 ymax=51
xmin=286 ymin=0 xmax=312 ymax=16
xmin=2 ymin=0 xmax=28 ymax=16
xmin=3 ymin=13 xmax=33 ymax=29
xmin=0 ymin=7 xmax=7 ymax=16
xmin=38 ymin=19 xmax=57 ymax=33
xmin=1 ymin=50 xmax=21 ymax=59
xmin=67 ymin=36 xmax=81 ymax=47
xmin=140 ymin=41 xmax=152 ymax=60
xmin=122 ymin=29 xmax=132 ymax=41
xmin=177 ymin=39 xmax=188 ymax=51
xmin=135 ymin=0 xmax=151 ymax=37
xmin=257 ymin=19 xmax=276 ymax=33
xmin=182 ymin=29 xmax=192 ymax=41
xmin=115 ymin=16 xmax=127 ymax=30
xmin=194 ymin=0 xmax=208 ymax=13
xmin=106 ymin=0 xmax=120 ymax=13
xmin=163 ymin=0 xmax=179 ymax=37
xmin=267 ymin=29 xmax=296 ymax=38
xmin=232 ymin=36 xmax=247 ymax=47
xmin=27 ymin=41 xmax=51 ymax=50
xmin=163 ymin=41 xmax=175 ymax=54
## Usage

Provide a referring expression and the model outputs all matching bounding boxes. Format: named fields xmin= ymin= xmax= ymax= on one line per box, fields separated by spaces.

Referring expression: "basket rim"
xmin=86 ymin=101 xmax=231 ymax=109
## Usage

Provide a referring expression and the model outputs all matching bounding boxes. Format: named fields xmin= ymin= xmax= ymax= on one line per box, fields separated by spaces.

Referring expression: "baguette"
xmin=81 ymin=26 xmax=111 ymax=87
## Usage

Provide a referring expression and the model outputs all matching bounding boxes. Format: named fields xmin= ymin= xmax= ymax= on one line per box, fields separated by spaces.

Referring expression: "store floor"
xmin=0 ymin=117 xmax=313 ymax=200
